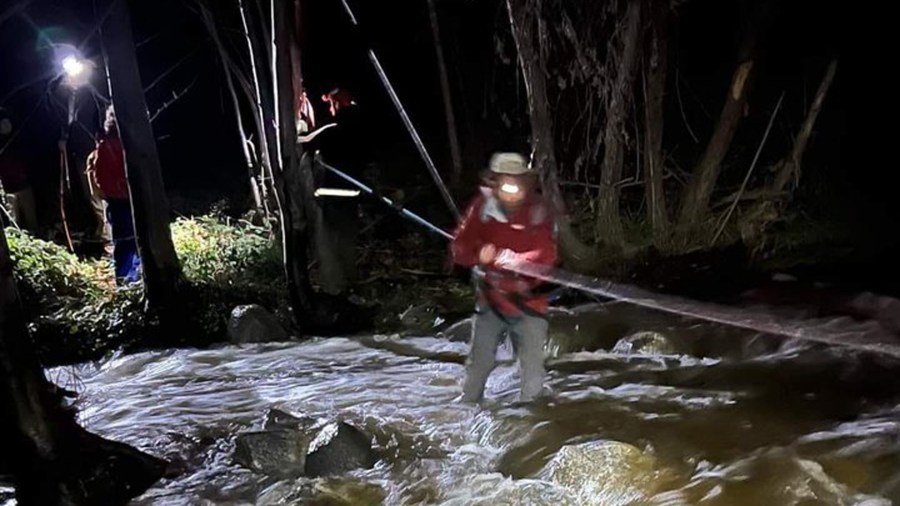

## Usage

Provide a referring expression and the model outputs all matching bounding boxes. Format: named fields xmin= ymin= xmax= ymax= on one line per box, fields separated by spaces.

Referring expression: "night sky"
xmin=0 ymin=0 xmax=894 ymax=254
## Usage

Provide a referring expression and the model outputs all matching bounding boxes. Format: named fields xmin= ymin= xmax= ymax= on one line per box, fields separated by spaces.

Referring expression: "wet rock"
xmin=308 ymin=479 xmax=385 ymax=505
xmin=441 ymin=473 xmax=577 ymax=506
xmin=234 ymin=430 xmax=309 ymax=477
xmin=305 ymin=422 xmax=378 ymax=478
xmin=234 ymin=412 xmax=377 ymax=478
xmin=612 ymin=331 xmax=681 ymax=356
xmin=399 ymin=304 xmax=440 ymax=333
xmin=540 ymin=440 xmax=658 ymax=506
xmin=228 ymin=305 xmax=289 ymax=343
xmin=741 ymin=452 xmax=892 ymax=506
xmin=846 ymin=292 xmax=900 ymax=334
xmin=715 ymin=448 xmax=891 ymax=506
xmin=544 ymin=303 xmax=676 ymax=357
xmin=264 ymin=408 xmax=321 ymax=432
xmin=437 ymin=317 xmax=473 ymax=342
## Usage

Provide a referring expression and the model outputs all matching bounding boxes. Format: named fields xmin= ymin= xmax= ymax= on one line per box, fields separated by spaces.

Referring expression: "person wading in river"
xmin=451 ymin=152 xmax=558 ymax=403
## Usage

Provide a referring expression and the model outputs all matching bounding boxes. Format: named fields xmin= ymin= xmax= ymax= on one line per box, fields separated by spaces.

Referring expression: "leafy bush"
xmin=5 ymin=216 xmax=288 ymax=364
xmin=171 ymin=216 xmax=283 ymax=291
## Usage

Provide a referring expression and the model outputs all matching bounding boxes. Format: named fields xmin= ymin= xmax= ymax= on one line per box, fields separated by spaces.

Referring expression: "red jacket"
xmin=91 ymin=137 xmax=129 ymax=200
xmin=451 ymin=189 xmax=558 ymax=317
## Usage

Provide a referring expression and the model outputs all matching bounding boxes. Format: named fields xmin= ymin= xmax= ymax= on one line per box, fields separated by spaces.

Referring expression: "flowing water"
xmin=33 ymin=302 xmax=900 ymax=505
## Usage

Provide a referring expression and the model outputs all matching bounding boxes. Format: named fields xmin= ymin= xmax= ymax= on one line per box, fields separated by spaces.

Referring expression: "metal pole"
xmin=321 ymin=161 xmax=452 ymax=240
xmin=337 ymin=0 xmax=460 ymax=220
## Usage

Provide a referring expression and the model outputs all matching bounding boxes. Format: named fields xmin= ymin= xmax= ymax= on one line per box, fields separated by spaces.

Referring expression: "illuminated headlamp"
xmin=500 ymin=183 xmax=521 ymax=195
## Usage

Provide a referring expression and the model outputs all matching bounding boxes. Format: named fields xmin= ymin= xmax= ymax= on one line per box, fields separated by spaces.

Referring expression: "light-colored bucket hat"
xmin=489 ymin=152 xmax=532 ymax=175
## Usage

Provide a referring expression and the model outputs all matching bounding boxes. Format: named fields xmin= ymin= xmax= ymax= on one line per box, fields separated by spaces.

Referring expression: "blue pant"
xmin=106 ymin=198 xmax=141 ymax=285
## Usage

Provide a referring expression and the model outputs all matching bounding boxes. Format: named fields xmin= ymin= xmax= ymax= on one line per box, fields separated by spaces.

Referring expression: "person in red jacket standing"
xmin=451 ymin=152 xmax=558 ymax=403
xmin=87 ymin=106 xmax=140 ymax=285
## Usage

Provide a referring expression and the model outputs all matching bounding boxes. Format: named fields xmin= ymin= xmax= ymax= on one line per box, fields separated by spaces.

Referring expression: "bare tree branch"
xmin=149 ymin=78 xmax=198 ymax=123
xmin=143 ymin=42 xmax=205 ymax=93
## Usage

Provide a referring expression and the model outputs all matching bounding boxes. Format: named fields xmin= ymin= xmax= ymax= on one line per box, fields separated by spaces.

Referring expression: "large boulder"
xmin=227 ymin=305 xmax=289 ymax=343
xmin=540 ymin=440 xmax=658 ymax=506
xmin=234 ymin=409 xmax=377 ymax=478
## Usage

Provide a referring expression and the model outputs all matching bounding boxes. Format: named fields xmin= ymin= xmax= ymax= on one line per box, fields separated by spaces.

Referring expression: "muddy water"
xmin=43 ymin=302 xmax=900 ymax=505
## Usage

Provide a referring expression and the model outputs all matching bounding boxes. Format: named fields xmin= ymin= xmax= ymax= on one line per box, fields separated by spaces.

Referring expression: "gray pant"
xmin=462 ymin=308 xmax=548 ymax=403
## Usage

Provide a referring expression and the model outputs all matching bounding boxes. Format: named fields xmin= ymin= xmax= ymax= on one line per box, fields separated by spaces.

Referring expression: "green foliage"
xmin=171 ymin=216 xmax=283 ymax=291
xmin=6 ymin=228 xmax=110 ymax=301
xmin=6 ymin=228 xmax=145 ymax=362
xmin=4 ymin=216 xmax=288 ymax=364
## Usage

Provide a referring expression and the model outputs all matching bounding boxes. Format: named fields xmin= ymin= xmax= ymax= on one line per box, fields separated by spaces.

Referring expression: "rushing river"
xmin=28 ymin=302 xmax=900 ymax=505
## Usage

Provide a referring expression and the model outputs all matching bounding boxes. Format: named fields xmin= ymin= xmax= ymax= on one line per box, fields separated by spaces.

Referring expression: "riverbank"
xmin=6 ymin=208 xmax=894 ymax=367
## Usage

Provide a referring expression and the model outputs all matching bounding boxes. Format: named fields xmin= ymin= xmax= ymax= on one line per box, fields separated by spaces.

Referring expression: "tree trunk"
xmin=289 ymin=0 xmax=348 ymax=297
xmin=272 ymin=0 xmax=319 ymax=326
xmin=771 ymin=59 xmax=838 ymax=192
xmin=507 ymin=0 xmax=597 ymax=269
xmin=594 ymin=0 xmax=642 ymax=247
xmin=676 ymin=1 xmax=766 ymax=235
xmin=676 ymin=59 xmax=754 ymax=234
xmin=739 ymin=59 xmax=837 ymax=247
xmin=642 ymin=0 xmax=670 ymax=241
xmin=242 ymin=0 xmax=318 ymax=325
xmin=99 ymin=0 xmax=181 ymax=310
xmin=1 ymin=228 xmax=166 ymax=505
xmin=238 ymin=0 xmax=275 ymax=210
xmin=427 ymin=0 xmax=464 ymax=188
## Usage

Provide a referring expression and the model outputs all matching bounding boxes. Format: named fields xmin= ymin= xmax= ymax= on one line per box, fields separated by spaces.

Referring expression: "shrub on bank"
xmin=5 ymin=216 xmax=286 ymax=364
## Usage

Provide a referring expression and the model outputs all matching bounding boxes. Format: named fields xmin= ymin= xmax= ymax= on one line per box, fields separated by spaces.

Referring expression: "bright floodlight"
xmin=62 ymin=55 xmax=85 ymax=78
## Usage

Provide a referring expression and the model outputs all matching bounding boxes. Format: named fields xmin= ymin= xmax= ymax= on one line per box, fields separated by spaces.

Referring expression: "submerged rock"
xmin=441 ymin=473 xmax=577 ymax=506
xmin=726 ymin=450 xmax=893 ymax=506
xmin=256 ymin=478 xmax=384 ymax=506
xmin=612 ymin=331 xmax=681 ymax=356
xmin=227 ymin=305 xmax=289 ymax=343
xmin=541 ymin=440 xmax=658 ymax=506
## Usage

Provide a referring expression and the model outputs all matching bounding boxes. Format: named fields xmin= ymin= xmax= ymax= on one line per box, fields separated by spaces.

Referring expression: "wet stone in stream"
xmin=233 ymin=408 xmax=377 ymax=478
xmin=612 ymin=331 xmax=682 ymax=356
xmin=539 ymin=440 xmax=660 ymax=506
xmin=227 ymin=305 xmax=289 ymax=344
